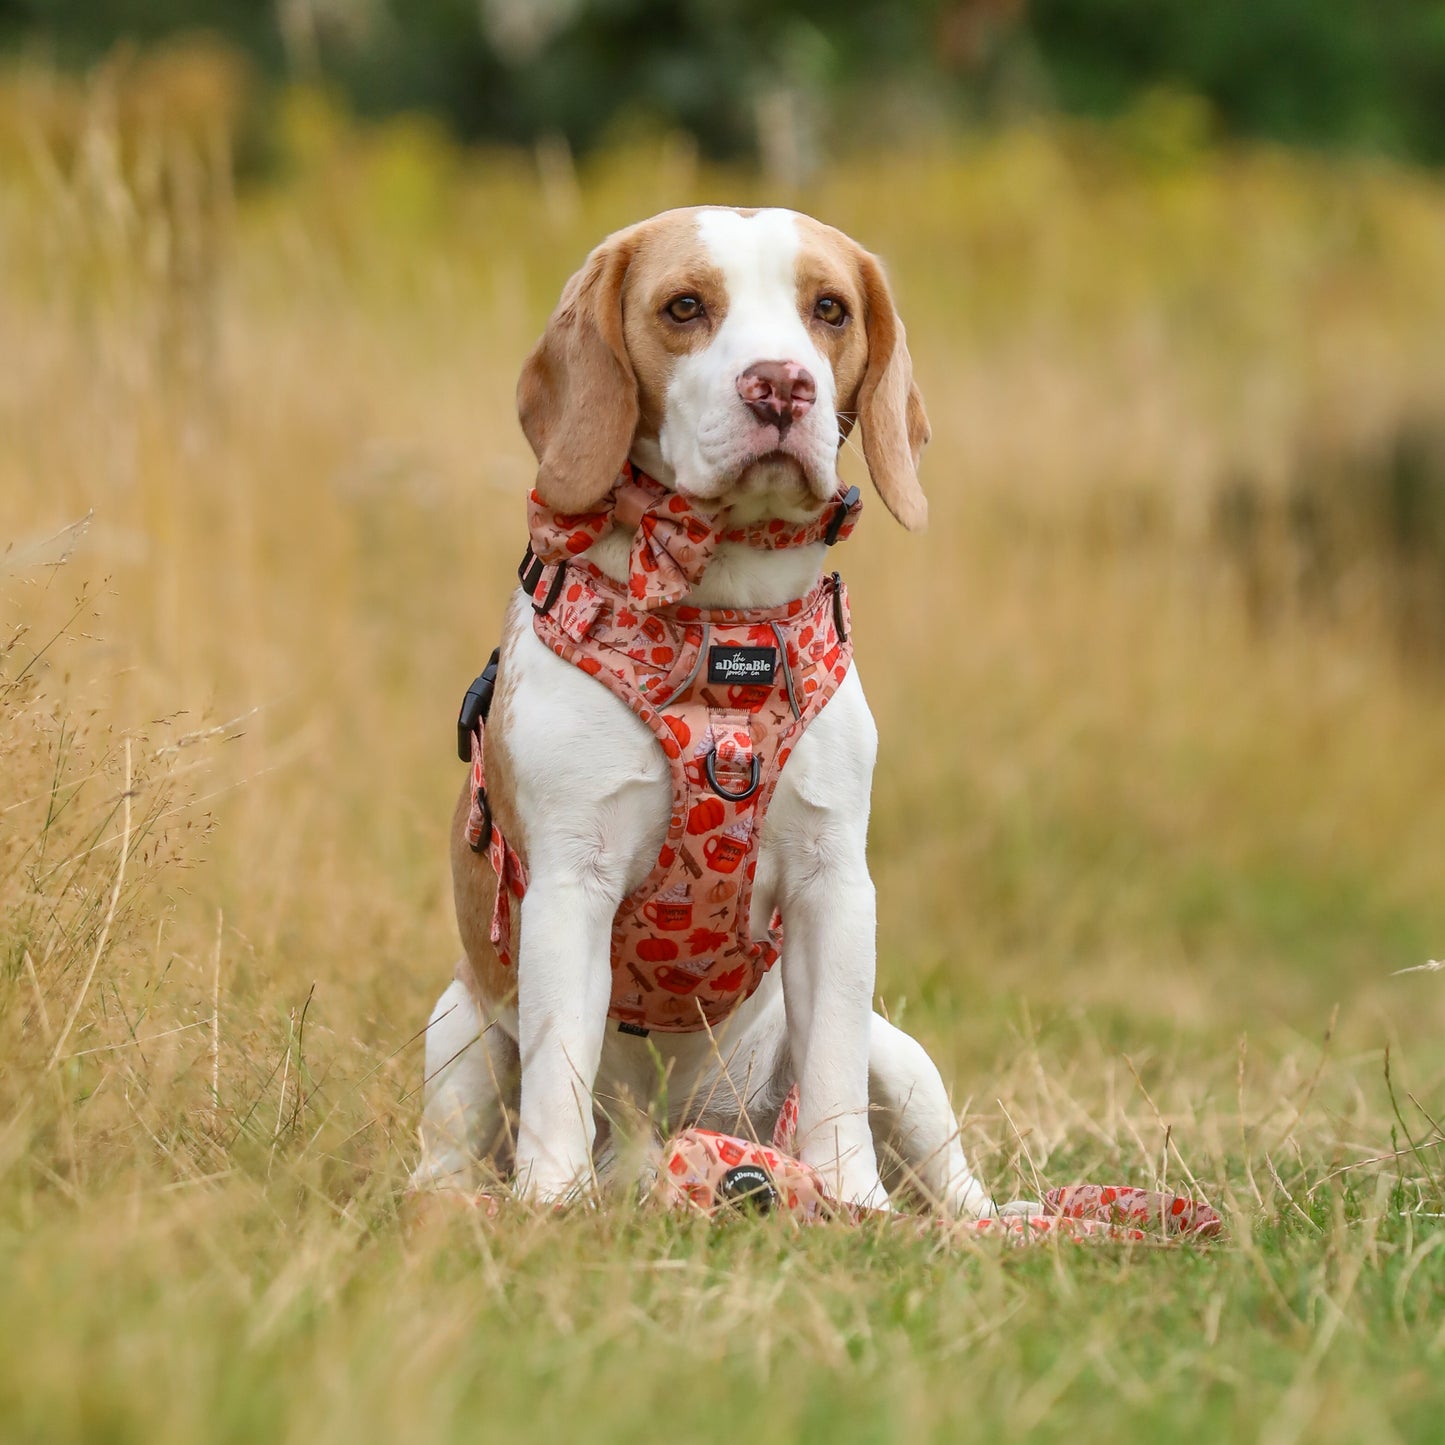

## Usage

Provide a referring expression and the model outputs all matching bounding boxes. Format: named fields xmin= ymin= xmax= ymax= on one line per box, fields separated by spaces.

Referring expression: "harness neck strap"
xmin=525 ymin=465 xmax=862 ymax=611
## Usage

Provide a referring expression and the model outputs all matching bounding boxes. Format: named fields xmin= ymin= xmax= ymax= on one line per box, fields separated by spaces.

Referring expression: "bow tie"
xmin=526 ymin=467 xmax=861 ymax=610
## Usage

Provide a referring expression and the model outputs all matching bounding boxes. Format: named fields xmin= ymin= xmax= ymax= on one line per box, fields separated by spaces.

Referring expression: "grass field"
xmin=5 ymin=60 xmax=1445 ymax=1443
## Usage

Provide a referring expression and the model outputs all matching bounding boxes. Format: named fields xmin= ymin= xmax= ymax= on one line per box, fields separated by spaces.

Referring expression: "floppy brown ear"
xmin=855 ymin=249 xmax=930 ymax=531
xmin=516 ymin=233 xmax=639 ymax=511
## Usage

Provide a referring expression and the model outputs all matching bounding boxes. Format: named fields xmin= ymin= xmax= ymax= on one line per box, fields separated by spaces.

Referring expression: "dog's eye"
xmin=665 ymin=295 xmax=705 ymax=322
xmin=814 ymin=296 xmax=847 ymax=327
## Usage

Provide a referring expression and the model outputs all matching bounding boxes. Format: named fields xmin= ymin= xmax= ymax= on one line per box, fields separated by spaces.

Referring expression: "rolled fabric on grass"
xmin=655 ymin=1128 xmax=1223 ymax=1245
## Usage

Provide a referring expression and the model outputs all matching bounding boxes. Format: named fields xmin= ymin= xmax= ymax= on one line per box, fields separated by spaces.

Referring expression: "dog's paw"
xmin=513 ymin=1172 xmax=599 ymax=1211
xmin=398 ymin=1186 xmax=501 ymax=1233
xmin=964 ymin=1196 xmax=1045 ymax=1221
xmin=995 ymin=1198 xmax=1045 ymax=1218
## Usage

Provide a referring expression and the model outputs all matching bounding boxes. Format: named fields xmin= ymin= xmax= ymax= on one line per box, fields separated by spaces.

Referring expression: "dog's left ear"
xmin=855 ymin=249 xmax=930 ymax=531
xmin=517 ymin=231 xmax=639 ymax=512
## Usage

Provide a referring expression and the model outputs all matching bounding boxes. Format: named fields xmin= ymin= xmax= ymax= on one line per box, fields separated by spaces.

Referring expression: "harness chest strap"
xmin=465 ymin=471 xmax=861 ymax=1035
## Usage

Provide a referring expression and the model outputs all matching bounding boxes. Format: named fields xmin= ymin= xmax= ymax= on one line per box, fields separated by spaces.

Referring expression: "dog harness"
xmin=462 ymin=467 xmax=864 ymax=1035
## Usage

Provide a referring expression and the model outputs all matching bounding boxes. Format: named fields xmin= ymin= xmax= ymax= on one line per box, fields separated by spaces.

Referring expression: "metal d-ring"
xmin=704 ymin=746 xmax=761 ymax=802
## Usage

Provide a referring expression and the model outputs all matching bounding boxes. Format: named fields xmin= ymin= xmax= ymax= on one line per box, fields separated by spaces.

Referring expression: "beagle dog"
xmin=410 ymin=206 xmax=1003 ymax=1216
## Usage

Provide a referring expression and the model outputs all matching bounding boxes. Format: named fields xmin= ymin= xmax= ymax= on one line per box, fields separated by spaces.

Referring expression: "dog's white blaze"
xmin=658 ymin=208 xmax=838 ymax=500
xmin=694 ymin=208 xmax=820 ymax=379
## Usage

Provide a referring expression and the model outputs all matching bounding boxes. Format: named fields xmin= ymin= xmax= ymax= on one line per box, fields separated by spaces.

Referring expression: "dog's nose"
xmin=736 ymin=361 xmax=816 ymax=432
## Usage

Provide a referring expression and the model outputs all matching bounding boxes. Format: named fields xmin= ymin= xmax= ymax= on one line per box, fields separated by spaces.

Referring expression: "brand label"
xmin=707 ymin=646 xmax=777 ymax=686
xmin=718 ymin=1164 xmax=777 ymax=1212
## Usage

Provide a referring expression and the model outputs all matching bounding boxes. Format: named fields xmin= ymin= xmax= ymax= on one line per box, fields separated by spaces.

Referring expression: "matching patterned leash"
xmin=655 ymin=1126 xmax=1222 ymax=1244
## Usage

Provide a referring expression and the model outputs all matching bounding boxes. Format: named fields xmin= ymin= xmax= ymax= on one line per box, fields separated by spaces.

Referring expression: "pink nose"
xmin=736 ymin=361 xmax=816 ymax=433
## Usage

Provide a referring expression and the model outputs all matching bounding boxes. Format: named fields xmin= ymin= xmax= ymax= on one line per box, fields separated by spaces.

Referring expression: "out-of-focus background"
xmin=4 ymin=5 xmax=1445 ymax=1443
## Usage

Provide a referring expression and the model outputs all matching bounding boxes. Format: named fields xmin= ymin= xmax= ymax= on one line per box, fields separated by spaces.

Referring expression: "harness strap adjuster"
xmin=517 ymin=544 xmax=545 ymax=593
xmin=824 ymin=485 xmax=861 ymax=546
xmin=518 ymin=545 xmax=567 ymax=616
xmin=468 ymin=784 xmax=493 ymax=854
xmin=534 ymin=562 xmax=567 ymax=615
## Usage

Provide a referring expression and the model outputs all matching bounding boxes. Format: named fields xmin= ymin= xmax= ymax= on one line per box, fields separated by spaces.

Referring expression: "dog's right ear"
xmin=517 ymin=234 xmax=639 ymax=512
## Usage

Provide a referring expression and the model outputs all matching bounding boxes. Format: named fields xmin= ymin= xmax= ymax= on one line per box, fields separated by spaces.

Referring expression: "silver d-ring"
xmin=704 ymin=747 xmax=761 ymax=802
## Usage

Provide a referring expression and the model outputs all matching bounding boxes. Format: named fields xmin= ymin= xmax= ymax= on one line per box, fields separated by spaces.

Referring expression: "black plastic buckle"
xmin=536 ymin=563 xmax=567 ymax=615
xmin=456 ymin=647 xmax=501 ymax=762
xmin=831 ymin=572 xmax=848 ymax=643
xmin=704 ymin=747 xmax=761 ymax=802
xmin=824 ymin=485 xmax=861 ymax=546
xmin=517 ymin=544 xmax=544 ymax=593
xmin=518 ymin=545 xmax=567 ymax=616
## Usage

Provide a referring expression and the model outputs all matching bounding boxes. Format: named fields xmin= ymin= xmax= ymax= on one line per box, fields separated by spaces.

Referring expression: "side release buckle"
xmin=457 ymin=647 xmax=501 ymax=762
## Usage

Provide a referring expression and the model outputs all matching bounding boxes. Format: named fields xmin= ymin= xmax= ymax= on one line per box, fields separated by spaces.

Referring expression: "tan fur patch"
xmin=451 ymin=624 xmax=526 ymax=1014
xmin=791 ymin=216 xmax=873 ymax=422
xmin=617 ymin=210 xmax=729 ymax=443
xmin=794 ymin=215 xmax=930 ymax=529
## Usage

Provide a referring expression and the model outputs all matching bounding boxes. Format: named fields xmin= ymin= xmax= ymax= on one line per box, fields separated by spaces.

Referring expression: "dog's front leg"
xmin=767 ymin=669 xmax=888 ymax=1210
xmin=779 ymin=862 xmax=888 ymax=1211
xmin=513 ymin=876 xmax=615 ymax=1203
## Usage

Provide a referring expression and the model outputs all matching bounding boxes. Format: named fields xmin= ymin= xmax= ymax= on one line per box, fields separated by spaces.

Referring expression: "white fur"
xmin=411 ymin=209 xmax=1008 ymax=1217
xmin=658 ymin=209 xmax=840 ymax=505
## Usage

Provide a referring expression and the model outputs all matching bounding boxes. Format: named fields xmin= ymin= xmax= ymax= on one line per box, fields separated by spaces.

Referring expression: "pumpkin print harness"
xmin=461 ymin=467 xmax=864 ymax=1036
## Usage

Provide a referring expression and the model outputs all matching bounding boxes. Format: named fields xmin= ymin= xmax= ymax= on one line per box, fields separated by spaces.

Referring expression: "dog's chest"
xmin=502 ymin=602 xmax=876 ymax=914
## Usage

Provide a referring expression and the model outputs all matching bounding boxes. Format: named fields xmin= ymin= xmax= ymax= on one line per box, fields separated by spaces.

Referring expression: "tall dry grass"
xmin=4 ymin=52 xmax=1445 ymax=1444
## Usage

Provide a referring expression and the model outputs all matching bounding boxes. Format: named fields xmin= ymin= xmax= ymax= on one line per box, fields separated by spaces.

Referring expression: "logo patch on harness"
xmin=708 ymin=646 xmax=777 ymax=686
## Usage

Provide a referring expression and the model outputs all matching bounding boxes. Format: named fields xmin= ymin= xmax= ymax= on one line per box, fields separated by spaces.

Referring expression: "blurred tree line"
xmin=3 ymin=0 xmax=1445 ymax=166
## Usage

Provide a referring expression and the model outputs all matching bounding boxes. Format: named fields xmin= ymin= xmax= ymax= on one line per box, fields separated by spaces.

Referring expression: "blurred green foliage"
xmin=2 ymin=0 xmax=1444 ymax=163
xmin=1029 ymin=0 xmax=1445 ymax=163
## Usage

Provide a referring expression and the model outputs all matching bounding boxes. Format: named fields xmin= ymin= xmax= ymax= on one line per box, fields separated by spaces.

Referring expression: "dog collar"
xmin=524 ymin=465 xmax=862 ymax=610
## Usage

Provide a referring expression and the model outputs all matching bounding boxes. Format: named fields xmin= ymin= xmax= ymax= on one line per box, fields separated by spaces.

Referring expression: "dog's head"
xmin=517 ymin=206 xmax=930 ymax=530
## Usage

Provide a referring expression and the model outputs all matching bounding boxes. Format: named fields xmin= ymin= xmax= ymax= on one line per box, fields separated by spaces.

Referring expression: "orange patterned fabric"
xmin=465 ymin=469 xmax=861 ymax=1033
xmin=465 ymin=725 xmax=526 ymax=965
xmin=525 ymin=465 xmax=862 ymax=610
xmin=656 ymin=1127 xmax=1224 ymax=1244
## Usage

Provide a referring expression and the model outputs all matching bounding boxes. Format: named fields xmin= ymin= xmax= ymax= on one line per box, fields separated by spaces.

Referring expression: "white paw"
xmin=407 ymin=1149 xmax=478 ymax=1194
xmin=995 ymin=1198 xmax=1045 ymax=1218
xmin=800 ymin=1147 xmax=890 ymax=1212
xmin=513 ymin=1165 xmax=597 ymax=1208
